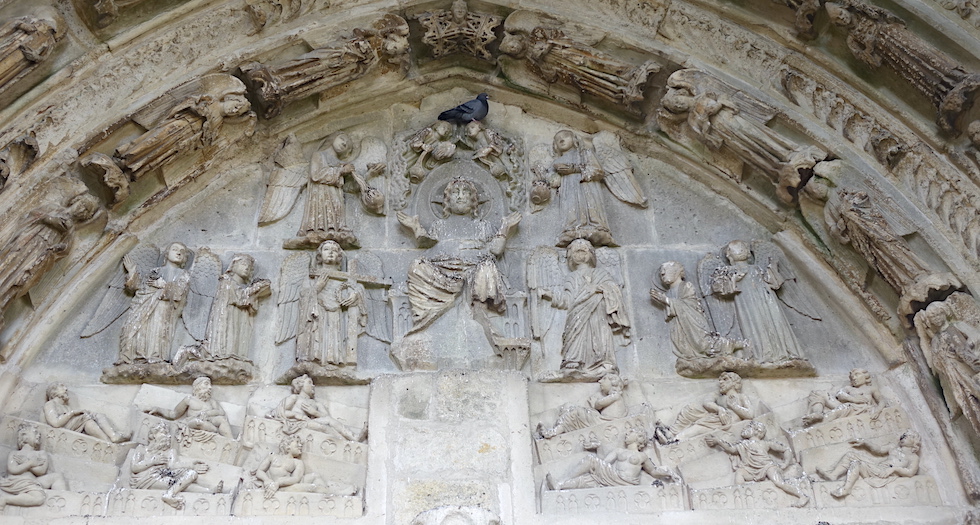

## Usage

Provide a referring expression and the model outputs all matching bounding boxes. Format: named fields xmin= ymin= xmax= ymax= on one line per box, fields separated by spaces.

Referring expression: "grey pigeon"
xmin=438 ymin=93 xmax=489 ymax=124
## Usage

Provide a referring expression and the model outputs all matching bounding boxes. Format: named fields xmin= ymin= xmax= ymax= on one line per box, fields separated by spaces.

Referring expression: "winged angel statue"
xmin=687 ymin=239 xmax=819 ymax=377
xmin=274 ymin=240 xmax=390 ymax=384
xmin=528 ymin=130 xmax=646 ymax=247
xmin=83 ymin=243 xmax=237 ymax=383
xmin=258 ymin=132 xmax=387 ymax=250
xmin=527 ymin=239 xmax=631 ymax=382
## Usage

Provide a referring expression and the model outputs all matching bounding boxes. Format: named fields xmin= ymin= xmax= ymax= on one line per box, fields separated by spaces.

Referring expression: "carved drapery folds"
xmin=415 ymin=0 xmax=501 ymax=61
xmin=240 ymin=14 xmax=409 ymax=120
xmin=81 ymin=74 xmax=256 ymax=207
xmin=0 ymin=13 xmax=61 ymax=96
xmin=659 ymin=69 xmax=831 ymax=204
xmin=499 ymin=11 xmax=660 ymax=114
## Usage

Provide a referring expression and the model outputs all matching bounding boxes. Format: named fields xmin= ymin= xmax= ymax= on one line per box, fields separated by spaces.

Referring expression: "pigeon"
xmin=438 ymin=93 xmax=489 ymax=124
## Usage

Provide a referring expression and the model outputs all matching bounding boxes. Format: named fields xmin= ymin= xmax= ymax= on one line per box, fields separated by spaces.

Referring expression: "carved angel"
xmin=0 ymin=13 xmax=62 ymax=93
xmin=82 ymin=75 xmax=256 ymax=206
xmin=415 ymin=0 xmax=501 ymax=61
xmin=698 ymin=240 xmax=817 ymax=365
xmin=499 ymin=11 xmax=659 ymax=112
xmin=403 ymin=121 xmax=457 ymax=184
xmin=659 ymin=69 xmax=829 ymax=204
xmin=0 ymin=179 xmax=100 ymax=334
xmin=528 ymin=239 xmax=631 ymax=381
xmin=260 ymin=132 xmax=386 ymax=250
xmin=531 ymin=130 xmax=646 ymax=247
xmin=241 ymin=14 xmax=409 ymax=119
xmin=83 ymin=243 xmax=221 ymax=367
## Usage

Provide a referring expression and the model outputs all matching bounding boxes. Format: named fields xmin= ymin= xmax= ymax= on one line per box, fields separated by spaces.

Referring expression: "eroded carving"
xmin=145 ymin=377 xmax=234 ymax=439
xmin=251 ymin=434 xmax=356 ymax=498
xmin=241 ymin=15 xmax=409 ymax=119
xmin=245 ymin=0 xmax=330 ymax=33
xmin=665 ymin=372 xmax=754 ymax=439
xmin=545 ymin=428 xmax=679 ymax=490
xmin=0 ymin=134 xmax=40 ymax=193
xmin=499 ymin=11 xmax=659 ymax=113
xmin=815 ymin=431 xmax=922 ymax=498
xmin=416 ymin=0 xmax=501 ymax=61
xmin=128 ymin=423 xmax=220 ymax=509
xmin=43 ymin=383 xmax=130 ymax=443
xmin=659 ymin=69 xmax=830 ymax=204
xmin=0 ymin=424 xmax=66 ymax=511
xmin=268 ymin=375 xmax=367 ymax=442
xmin=0 ymin=14 xmax=61 ymax=95
xmin=535 ymin=372 xmax=626 ymax=438
xmin=802 ymin=368 xmax=883 ymax=427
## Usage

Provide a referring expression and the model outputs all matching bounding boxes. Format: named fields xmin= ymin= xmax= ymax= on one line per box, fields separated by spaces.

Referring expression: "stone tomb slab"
xmin=0 ymin=491 xmax=106 ymax=518
xmin=103 ymin=489 xmax=233 ymax=517
xmin=232 ymin=489 xmax=363 ymax=517
xmin=786 ymin=407 xmax=911 ymax=451
xmin=239 ymin=443 xmax=367 ymax=494
xmin=811 ymin=476 xmax=942 ymax=507
xmin=541 ymin=484 xmax=689 ymax=514
xmin=533 ymin=415 xmax=645 ymax=464
xmin=0 ymin=416 xmax=135 ymax=465
xmin=690 ymin=480 xmax=812 ymax=510
xmin=241 ymin=415 xmax=368 ymax=465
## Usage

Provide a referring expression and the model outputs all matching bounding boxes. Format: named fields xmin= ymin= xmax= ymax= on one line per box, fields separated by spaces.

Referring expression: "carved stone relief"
xmin=0 ymin=13 xmax=62 ymax=97
xmin=415 ymin=0 xmax=501 ymax=61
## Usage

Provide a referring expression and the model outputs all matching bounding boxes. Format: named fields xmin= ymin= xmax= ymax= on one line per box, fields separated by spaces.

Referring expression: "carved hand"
xmin=193 ymin=461 xmax=209 ymax=474
xmin=264 ymin=481 xmax=279 ymax=499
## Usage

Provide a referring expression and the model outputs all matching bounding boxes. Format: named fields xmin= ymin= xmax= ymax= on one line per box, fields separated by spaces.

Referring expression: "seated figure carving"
xmin=816 ymin=431 xmax=922 ymax=498
xmin=268 ymin=374 xmax=367 ymax=442
xmin=535 ymin=373 xmax=626 ymax=439
xmin=129 ymin=423 xmax=219 ymax=509
xmin=252 ymin=435 xmax=357 ymax=499
xmin=43 ymin=383 xmax=130 ymax=443
xmin=0 ymin=425 xmax=66 ymax=511
xmin=667 ymin=372 xmax=754 ymax=440
xmin=802 ymin=368 xmax=883 ymax=427
xmin=545 ymin=428 xmax=679 ymax=490
xmin=145 ymin=376 xmax=233 ymax=439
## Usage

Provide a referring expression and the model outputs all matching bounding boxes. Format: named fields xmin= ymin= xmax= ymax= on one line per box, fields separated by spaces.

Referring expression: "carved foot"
xmin=213 ymin=480 xmax=224 ymax=494
xmin=161 ymin=495 xmax=185 ymax=509
xmin=111 ymin=431 xmax=132 ymax=443
xmin=792 ymin=494 xmax=810 ymax=507
xmin=830 ymin=486 xmax=849 ymax=498
xmin=801 ymin=413 xmax=823 ymax=427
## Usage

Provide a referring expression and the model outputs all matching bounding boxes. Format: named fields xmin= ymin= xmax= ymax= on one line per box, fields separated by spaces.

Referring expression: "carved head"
xmin=824 ymin=3 xmax=854 ymax=28
xmin=741 ymin=420 xmax=766 ymax=440
xmin=433 ymin=120 xmax=454 ymax=139
xmin=848 ymin=368 xmax=871 ymax=387
xmin=599 ymin=372 xmax=623 ymax=394
xmin=723 ymin=240 xmax=751 ymax=264
xmin=17 ymin=424 xmax=40 ymax=451
xmin=291 ymin=374 xmax=316 ymax=396
xmin=46 ymin=382 xmax=69 ymax=402
xmin=317 ymin=240 xmax=344 ymax=268
xmin=661 ymin=81 xmax=696 ymax=114
xmin=229 ymin=254 xmax=256 ymax=280
xmin=498 ymin=33 xmax=527 ymax=58
xmin=452 ymin=0 xmax=468 ymax=21
xmin=376 ymin=14 xmax=410 ymax=58
xmin=718 ymin=371 xmax=742 ymax=393
xmin=552 ymin=130 xmax=578 ymax=155
xmin=899 ymin=431 xmax=921 ymax=452
xmin=659 ymin=261 xmax=685 ymax=286
xmin=530 ymin=179 xmax=551 ymax=205
xmin=279 ymin=435 xmax=304 ymax=457
xmin=332 ymin=133 xmax=354 ymax=157
xmin=192 ymin=376 xmax=213 ymax=401
xmin=465 ymin=120 xmax=483 ymax=139
xmin=623 ymin=428 xmax=646 ymax=449
xmin=165 ymin=242 xmax=189 ymax=267
xmin=147 ymin=423 xmax=172 ymax=451
xmin=443 ymin=177 xmax=479 ymax=217
xmin=67 ymin=193 xmax=101 ymax=222
xmin=566 ymin=238 xmax=596 ymax=270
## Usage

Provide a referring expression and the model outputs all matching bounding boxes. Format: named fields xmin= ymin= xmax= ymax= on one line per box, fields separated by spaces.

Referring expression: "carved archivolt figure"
xmin=499 ymin=11 xmax=659 ymax=111
xmin=241 ymin=14 xmax=409 ymax=119
xmin=404 ymin=121 xmax=457 ymax=184
xmin=416 ymin=0 xmax=501 ymax=60
xmin=0 ymin=425 xmax=66 ymax=510
xmin=268 ymin=374 xmax=367 ymax=442
xmin=0 ymin=13 xmax=62 ymax=94
xmin=650 ymin=261 xmax=745 ymax=361
xmin=914 ymin=293 xmax=980 ymax=438
xmin=43 ymin=383 xmax=130 ymax=443
xmin=261 ymin=132 xmax=386 ymax=250
xmin=532 ymin=130 xmax=647 ymax=247
xmin=277 ymin=241 xmax=368 ymax=370
xmin=668 ymin=372 xmax=754 ymax=439
xmin=700 ymin=240 xmax=813 ymax=365
xmin=129 ymin=423 xmax=216 ymax=510
xmin=0 ymin=186 xmax=100 ymax=334
xmin=83 ymin=75 xmax=255 ymax=206
xmin=659 ymin=69 xmax=828 ymax=204
xmin=535 ymin=373 xmax=627 ymax=438
xmin=545 ymin=428 xmax=679 ymax=490
xmin=533 ymin=239 xmax=631 ymax=381
xmin=705 ymin=420 xmax=809 ymax=507
xmin=252 ymin=435 xmax=356 ymax=498
xmin=802 ymin=368 xmax=883 ymax=426
xmin=825 ymin=189 xmax=960 ymax=323
xmin=824 ymin=0 xmax=980 ymax=132
xmin=397 ymin=177 xmax=521 ymax=334
xmin=816 ymin=431 xmax=922 ymax=498
xmin=145 ymin=377 xmax=234 ymax=439
xmin=193 ymin=254 xmax=271 ymax=363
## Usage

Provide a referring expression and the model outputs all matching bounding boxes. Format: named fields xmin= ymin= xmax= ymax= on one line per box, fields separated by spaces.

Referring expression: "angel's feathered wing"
xmin=183 ymin=247 xmax=221 ymax=341
xmin=81 ymin=243 xmax=160 ymax=338
xmin=275 ymin=252 xmax=311 ymax=345
xmin=258 ymin=133 xmax=308 ymax=225
xmin=592 ymin=131 xmax=647 ymax=208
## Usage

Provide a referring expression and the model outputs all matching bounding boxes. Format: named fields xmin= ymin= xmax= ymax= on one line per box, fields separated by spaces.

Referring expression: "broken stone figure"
xmin=705 ymin=420 xmax=810 ymax=507
xmin=415 ymin=0 xmax=501 ymax=60
xmin=252 ymin=435 xmax=356 ymax=498
xmin=268 ymin=374 xmax=367 ymax=442
xmin=816 ymin=430 xmax=922 ymax=498
xmin=0 ymin=13 xmax=62 ymax=94
xmin=0 ymin=188 xmax=100 ymax=334
xmin=658 ymin=69 xmax=828 ymax=204
xmin=667 ymin=372 xmax=755 ymax=440
xmin=120 ymin=242 xmax=191 ymax=364
xmin=403 ymin=121 xmax=457 ymax=184
xmin=546 ymin=428 xmax=679 ymax=490
xmin=536 ymin=372 xmax=627 ymax=438
xmin=129 ymin=423 xmax=219 ymax=510
xmin=0 ymin=424 xmax=67 ymax=511
xmin=802 ymin=368 xmax=883 ymax=426
xmin=145 ymin=376 xmax=234 ymax=439
xmin=43 ymin=383 xmax=130 ymax=443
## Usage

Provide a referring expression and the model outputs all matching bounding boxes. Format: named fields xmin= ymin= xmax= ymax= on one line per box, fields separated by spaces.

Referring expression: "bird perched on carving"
xmin=438 ymin=93 xmax=489 ymax=124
